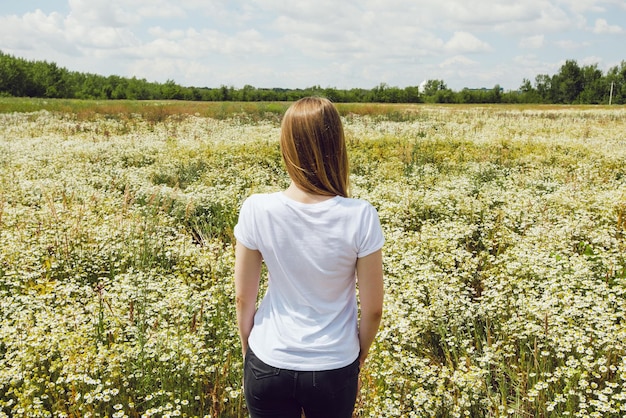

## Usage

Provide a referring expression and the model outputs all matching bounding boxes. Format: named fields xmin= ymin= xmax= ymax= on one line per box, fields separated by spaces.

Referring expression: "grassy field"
xmin=0 ymin=99 xmax=625 ymax=417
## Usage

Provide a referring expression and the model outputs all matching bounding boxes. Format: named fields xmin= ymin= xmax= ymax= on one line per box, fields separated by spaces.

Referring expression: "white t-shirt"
xmin=234 ymin=192 xmax=384 ymax=371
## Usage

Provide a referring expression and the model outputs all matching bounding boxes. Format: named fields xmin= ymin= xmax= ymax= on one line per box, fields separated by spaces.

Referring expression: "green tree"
xmin=162 ymin=79 xmax=183 ymax=100
xmin=241 ymin=84 xmax=256 ymax=101
xmin=518 ymin=78 xmax=540 ymax=103
xmin=433 ymin=88 xmax=455 ymax=103
xmin=606 ymin=61 xmax=626 ymax=104
xmin=0 ymin=52 xmax=25 ymax=96
xmin=555 ymin=60 xmax=583 ymax=103
xmin=127 ymin=77 xmax=152 ymax=100
xmin=7 ymin=49 xmax=626 ymax=104
xmin=488 ymin=84 xmax=502 ymax=103
xmin=368 ymin=83 xmax=390 ymax=102
xmin=404 ymin=86 xmax=421 ymax=103
xmin=579 ymin=64 xmax=606 ymax=103
xmin=419 ymin=80 xmax=453 ymax=103
xmin=534 ymin=74 xmax=554 ymax=103
xmin=324 ymin=87 xmax=341 ymax=102
xmin=421 ymin=79 xmax=447 ymax=97
xmin=37 ymin=62 xmax=71 ymax=98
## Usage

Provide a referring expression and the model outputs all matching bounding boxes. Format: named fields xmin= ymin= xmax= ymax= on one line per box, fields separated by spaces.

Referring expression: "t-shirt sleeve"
xmin=357 ymin=203 xmax=385 ymax=258
xmin=233 ymin=197 xmax=259 ymax=250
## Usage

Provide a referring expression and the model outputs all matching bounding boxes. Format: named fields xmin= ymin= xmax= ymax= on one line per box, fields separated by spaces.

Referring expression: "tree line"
xmin=1 ymin=51 xmax=625 ymax=104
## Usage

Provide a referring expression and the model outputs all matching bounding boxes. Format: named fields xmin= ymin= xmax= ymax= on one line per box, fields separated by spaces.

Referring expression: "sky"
xmin=1 ymin=0 xmax=625 ymax=91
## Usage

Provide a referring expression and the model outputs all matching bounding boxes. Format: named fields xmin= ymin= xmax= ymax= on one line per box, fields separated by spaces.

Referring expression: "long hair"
xmin=280 ymin=97 xmax=349 ymax=197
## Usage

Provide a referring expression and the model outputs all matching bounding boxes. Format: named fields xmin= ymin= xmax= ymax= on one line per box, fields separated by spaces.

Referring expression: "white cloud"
xmin=148 ymin=27 xmax=186 ymax=40
xmin=267 ymin=6 xmax=448 ymax=64
xmin=444 ymin=32 xmax=492 ymax=53
xmin=513 ymin=54 xmax=561 ymax=79
xmin=491 ymin=2 xmax=582 ymax=34
xmin=67 ymin=0 xmax=140 ymax=27
xmin=23 ymin=9 xmax=64 ymax=35
xmin=592 ymin=18 xmax=623 ymax=34
xmin=137 ymin=2 xmax=187 ymax=19
xmin=580 ymin=55 xmax=604 ymax=66
xmin=554 ymin=39 xmax=591 ymax=49
xmin=440 ymin=1 xmax=542 ymax=26
xmin=439 ymin=55 xmax=479 ymax=68
xmin=555 ymin=0 xmax=608 ymax=13
xmin=64 ymin=18 xmax=141 ymax=49
xmin=0 ymin=10 xmax=77 ymax=54
xmin=136 ymin=28 xmax=274 ymax=59
xmin=519 ymin=35 xmax=545 ymax=49
xmin=258 ymin=0 xmax=360 ymax=22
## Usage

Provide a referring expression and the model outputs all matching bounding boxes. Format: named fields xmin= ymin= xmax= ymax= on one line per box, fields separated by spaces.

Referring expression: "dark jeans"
xmin=244 ymin=349 xmax=360 ymax=418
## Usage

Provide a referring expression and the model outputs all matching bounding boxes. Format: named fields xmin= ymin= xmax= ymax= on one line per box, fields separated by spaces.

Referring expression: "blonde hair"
xmin=280 ymin=97 xmax=349 ymax=197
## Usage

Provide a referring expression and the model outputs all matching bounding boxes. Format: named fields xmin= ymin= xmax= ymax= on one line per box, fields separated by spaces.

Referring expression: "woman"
xmin=234 ymin=97 xmax=384 ymax=418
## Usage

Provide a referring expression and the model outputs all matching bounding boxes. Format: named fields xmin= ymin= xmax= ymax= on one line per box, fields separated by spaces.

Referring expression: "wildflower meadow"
xmin=0 ymin=100 xmax=625 ymax=417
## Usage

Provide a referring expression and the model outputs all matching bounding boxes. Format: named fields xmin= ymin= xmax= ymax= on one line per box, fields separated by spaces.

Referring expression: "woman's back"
xmin=234 ymin=191 xmax=383 ymax=370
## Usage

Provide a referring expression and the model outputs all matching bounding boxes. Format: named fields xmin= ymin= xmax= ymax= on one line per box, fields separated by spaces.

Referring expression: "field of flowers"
xmin=0 ymin=100 xmax=625 ymax=417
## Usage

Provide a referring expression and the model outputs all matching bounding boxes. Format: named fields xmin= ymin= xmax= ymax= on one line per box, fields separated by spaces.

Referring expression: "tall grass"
xmin=0 ymin=98 xmax=513 ymax=122
xmin=0 ymin=101 xmax=625 ymax=417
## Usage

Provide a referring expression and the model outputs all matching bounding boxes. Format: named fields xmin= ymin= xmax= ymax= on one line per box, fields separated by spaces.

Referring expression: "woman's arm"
xmin=356 ymin=249 xmax=384 ymax=366
xmin=234 ymin=241 xmax=263 ymax=358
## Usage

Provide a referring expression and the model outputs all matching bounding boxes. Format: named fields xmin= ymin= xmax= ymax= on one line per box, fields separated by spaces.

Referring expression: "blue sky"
xmin=1 ymin=0 xmax=625 ymax=91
